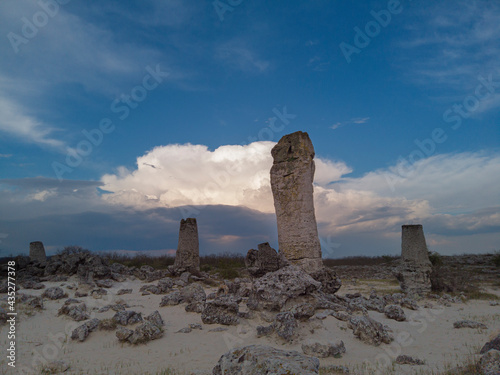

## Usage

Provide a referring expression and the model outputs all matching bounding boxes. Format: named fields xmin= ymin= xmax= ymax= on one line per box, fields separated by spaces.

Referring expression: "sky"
xmin=0 ymin=0 xmax=499 ymax=258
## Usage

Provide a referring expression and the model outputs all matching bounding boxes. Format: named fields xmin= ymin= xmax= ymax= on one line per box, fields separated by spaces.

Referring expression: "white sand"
xmin=2 ymin=278 xmax=499 ymax=375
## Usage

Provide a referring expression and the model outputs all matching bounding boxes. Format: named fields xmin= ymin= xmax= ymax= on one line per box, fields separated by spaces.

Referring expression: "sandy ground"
xmin=1 ymin=277 xmax=499 ymax=375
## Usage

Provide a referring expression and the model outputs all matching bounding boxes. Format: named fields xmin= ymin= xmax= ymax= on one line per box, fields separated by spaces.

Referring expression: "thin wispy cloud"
xmin=0 ymin=93 xmax=65 ymax=150
xmin=400 ymin=0 xmax=500 ymax=97
xmin=216 ymin=41 xmax=270 ymax=74
xmin=331 ymin=117 xmax=370 ymax=130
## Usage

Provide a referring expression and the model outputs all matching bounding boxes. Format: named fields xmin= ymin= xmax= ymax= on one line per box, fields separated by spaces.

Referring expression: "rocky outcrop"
xmin=173 ymin=218 xmax=200 ymax=274
xmin=245 ymin=242 xmax=288 ymax=277
xmin=247 ymin=266 xmax=321 ymax=312
xmin=212 ymin=345 xmax=320 ymax=375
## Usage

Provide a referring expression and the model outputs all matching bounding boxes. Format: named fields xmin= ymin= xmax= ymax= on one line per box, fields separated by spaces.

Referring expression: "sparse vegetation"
xmin=57 ymin=245 xmax=90 ymax=256
xmin=429 ymin=251 xmax=443 ymax=266
xmin=323 ymin=255 xmax=399 ymax=267
xmin=492 ymin=250 xmax=500 ymax=267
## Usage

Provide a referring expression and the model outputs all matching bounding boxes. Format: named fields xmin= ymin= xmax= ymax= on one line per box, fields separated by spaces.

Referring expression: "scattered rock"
xmin=201 ymin=297 xmax=239 ymax=325
xmin=116 ymin=327 xmax=134 ymax=341
xmin=71 ymin=318 xmax=100 ymax=342
xmin=160 ymin=291 xmax=182 ymax=307
xmin=256 ymin=325 xmax=275 ymax=337
xmin=384 ymin=305 xmax=406 ymax=322
xmin=301 ymin=339 xmax=346 ymax=358
xmin=453 ymin=320 xmax=488 ymax=329
xmin=128 ymin=321 xmax=164 ymax=344
xmin=213 ymin=345 xmax=320 ymax=375
xmin=290 ymin=303 xmax=315 ymax=322
xmin=95 ymin=279 xmax=113 ymax=288
xmin=395 ymin=355 xmax=425 ymax=365
xmin=39 ymin=360 xmax=69 ymax=374
xmin=272 ymin=311 xmax=299 ymax=342
xmin=42 ymin=287 xmax=67 ymax=300
xmin=112 ymin=310 xmax=143 ymax=326
xmin=116 ymin=288 xmax=133 ymax=295
xmin=349 ymin=316 xmax=393 ymax=346
xmin=145 ymin=310 xmax=164 ymax=327
xmin=58 ymin=303 xmax=89 ymax=321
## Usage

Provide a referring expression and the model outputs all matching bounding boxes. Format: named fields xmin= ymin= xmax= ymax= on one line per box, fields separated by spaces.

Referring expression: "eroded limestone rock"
xmin=29 ymin=241 xmax=46 ymax=263
xmin=394 ymin=224 xmax=432 ymax=295
xmin=270 ymin=131 xmax=322 ymax=273
xmin=173 ymin=218 xmax=200 ymax=274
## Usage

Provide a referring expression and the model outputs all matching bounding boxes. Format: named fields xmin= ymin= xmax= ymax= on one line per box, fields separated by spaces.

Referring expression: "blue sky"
xmin=0 ymin=0 xmax=499 ymax=257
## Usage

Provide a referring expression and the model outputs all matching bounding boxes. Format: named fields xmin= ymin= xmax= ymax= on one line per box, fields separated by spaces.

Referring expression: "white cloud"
xmin=100 ymin=142 xmax=500 ymax=251
xmin=331 ymin=117 xmax=370 ymax=130
xmin=27 ymin=189 xmax=58 ymax=202
xmin=0 ymin=92 xmax=65 ymax=150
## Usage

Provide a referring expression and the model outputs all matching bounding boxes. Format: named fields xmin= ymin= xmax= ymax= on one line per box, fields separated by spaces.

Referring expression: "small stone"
xmin=453 ymin=320 xmax=488 ymax=329
xmin=116 ymin=288 xmax=133 ymax=295
xmin=42 ymin=287 xmax=67 ymax=300
xmin=384 ymin=305 xmax=406 ymax=322
xmin=177 ymin=327 xmax=192 ymax=333
xmin=272 ymin=311 xmax=298 ymax=343
xmin=116 ymin=327 xmax=134 ymax=341
xmin=256 ymin=325 xmax=274 ymax=337
xmin=301 ymin=339 xmax=346 ymax=358
xmin=395 ymin=355 xmax=425 ymax=365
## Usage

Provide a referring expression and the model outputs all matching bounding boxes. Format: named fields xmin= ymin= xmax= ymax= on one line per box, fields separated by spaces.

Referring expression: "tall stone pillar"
xmin=173 ymin=218 xmax=200 ymax=273
xmin=270 ymin=131 xmax=323 ymax=273
xmin=29 ymin=241 xmax=46 ymax=263
xmin=395 ymin=224 xmax=432 ymax=295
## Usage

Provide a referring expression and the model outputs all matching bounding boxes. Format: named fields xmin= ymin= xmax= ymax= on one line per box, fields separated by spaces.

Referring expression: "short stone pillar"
xmin=29 ymin=241 xmax=47 ymax=263
xmin=270 ymin=131 xmax=323 ymax=273
xmin=394 ymin=225 xmax=432 ymax=295
xmin=173 ymin=218 xmax=200 ymax=273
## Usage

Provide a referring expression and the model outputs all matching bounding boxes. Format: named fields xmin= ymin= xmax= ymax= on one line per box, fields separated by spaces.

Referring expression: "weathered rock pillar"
xmin=30 ymin=241 xmax=47 ymax=262
xmin=394 ymin=224 xmax=432 ymax=295
xmin=270 ymin=131 xmax=323 ymax=273
xmin=173 ymin=218 xmax=200 ymax=273
xmin=29 ymin=241 xmax=46 ymax=263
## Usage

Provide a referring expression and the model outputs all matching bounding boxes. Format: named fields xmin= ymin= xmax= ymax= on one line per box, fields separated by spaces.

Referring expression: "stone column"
xmin=173 ymin=218 xmax=200 ymax=273
xmin=29 ymin=241 xmax=46 ymax=263
xmin=395 ymin=224 xmax=432 ymax=295
xmin=270 ymin=131 xmax=322 ymax=273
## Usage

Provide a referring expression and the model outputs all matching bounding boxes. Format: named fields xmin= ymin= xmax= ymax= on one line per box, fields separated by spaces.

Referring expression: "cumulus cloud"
xmin=101 ymin=141 xmax=353 ymax=213
xmin=100 ymin=142 xmax=500 ymax=255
